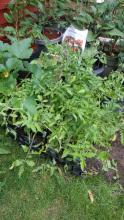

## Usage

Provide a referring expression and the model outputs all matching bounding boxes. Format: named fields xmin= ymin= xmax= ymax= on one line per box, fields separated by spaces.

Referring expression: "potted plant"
xmin=32 ymin=1 xmax=67 ymax=46
xmin=90 ymin=1 xmax=124 ymax=74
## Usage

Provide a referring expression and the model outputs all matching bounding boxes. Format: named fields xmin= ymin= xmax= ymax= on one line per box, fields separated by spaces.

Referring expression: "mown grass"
xmin=0 ymin=130 xmax=124 ymax=220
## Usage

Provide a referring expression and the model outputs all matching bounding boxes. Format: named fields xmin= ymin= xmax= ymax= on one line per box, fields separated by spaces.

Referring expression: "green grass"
xmin=0 ymin=130 xmax=124 ymax=220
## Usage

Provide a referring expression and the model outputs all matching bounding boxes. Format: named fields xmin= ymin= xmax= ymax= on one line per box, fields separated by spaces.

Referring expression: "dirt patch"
xmin=109 ymin=135 xmax=124 ymax=186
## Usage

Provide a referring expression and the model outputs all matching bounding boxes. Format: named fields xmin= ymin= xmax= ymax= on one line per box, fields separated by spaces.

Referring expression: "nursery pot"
xmin=104 ymin=55 xmax=118 ymax=76
xmin=28 ymin=43 xmax=48 ymax=62
xmin=0 ymin=36 xmax=10 ymax=43
xmin=35 ymin=27 xmax=63 ymax=45
xmin=93 ymin=60 xmax=105 ymax=77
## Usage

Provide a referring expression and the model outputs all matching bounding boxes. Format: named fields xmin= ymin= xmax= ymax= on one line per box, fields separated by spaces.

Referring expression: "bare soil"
xmin=109 ymin=135 xmax=124 ymax=186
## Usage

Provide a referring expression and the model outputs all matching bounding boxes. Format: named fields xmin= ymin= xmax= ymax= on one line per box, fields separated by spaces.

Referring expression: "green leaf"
xmin=6 ymin=58 xmax=24 ymax=71
xmin=106 ymin=29 xmax=124 ymax=38
xmin=0 ymin=64 xmax=6 ymax=73
xmin=0 ymin=148 xmax=11 ymax=155
xmin=10 ymin=160 xmax=24 ymax=170
xmin=0 ymin=181 xmax=5 ymax=192
xmin=4 ymin=13 xmax=13 ymax=23
xmin=0 ymin=74 xmax=16 ymax=94
xmin=23 ymin=96 xmax=37 ymax=115
xmin=98 ymin=151 xmax=109 ymax=161
xmin=26 ymin=160 xmax=35 ymax=167
xmin=38 ymin=2 xmax=45 ymax=12
xmin=0 ymin=41 xmax=9 ymax=51
xmin=120 ymin=131 xmax=124 ymax=145
xmin=4 ymin=26 xmax=16 ymax=34
xmin=80 ymin=160 xmax=86 ymax=171
xmin=8 ymin=38 xmax=33 ymax=59
xmin=18 ymin=166 xmax=24 ymax=178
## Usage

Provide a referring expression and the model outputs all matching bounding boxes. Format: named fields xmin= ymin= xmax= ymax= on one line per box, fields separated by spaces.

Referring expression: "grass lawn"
xmin=0 ymin=130 xmax=124 ymax=220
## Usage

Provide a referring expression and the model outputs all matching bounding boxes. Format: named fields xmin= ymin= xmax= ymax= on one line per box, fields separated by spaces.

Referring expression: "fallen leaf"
xmin=112 ymin=134 xmax=117 ymax=142
xmin=88 ymin=190 xmax=94 ymax=203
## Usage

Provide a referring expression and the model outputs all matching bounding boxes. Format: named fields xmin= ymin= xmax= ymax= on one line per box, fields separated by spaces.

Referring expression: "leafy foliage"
xmin=0 ymin=38 xmax=32 ymax=94
xmin=0 ymin=45 xmax=124 ymax=170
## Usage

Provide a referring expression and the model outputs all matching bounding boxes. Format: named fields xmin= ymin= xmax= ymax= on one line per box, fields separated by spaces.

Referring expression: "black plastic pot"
xmin=35 ymin=27 xmax=63 ymax=46
xmin=8 ymin=124 xmax=102 ymax=176
xmin=93 ymin=60 xmax=105 ymax=77
xmin=17 ymin=70 xmax=31 ymax=84
xmin=103 ymin=55 xmax=118 ymax=76
xmin=29 ymin=44 xmax=48 ymax=62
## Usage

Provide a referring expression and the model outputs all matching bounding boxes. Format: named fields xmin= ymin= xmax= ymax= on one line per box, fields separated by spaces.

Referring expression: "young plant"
xmin=0 ymin=45 xmax=124 ymax=172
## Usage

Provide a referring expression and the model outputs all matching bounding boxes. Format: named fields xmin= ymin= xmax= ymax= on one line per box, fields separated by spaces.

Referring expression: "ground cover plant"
xmin=0 ymin=44 xmax=124 ymax=174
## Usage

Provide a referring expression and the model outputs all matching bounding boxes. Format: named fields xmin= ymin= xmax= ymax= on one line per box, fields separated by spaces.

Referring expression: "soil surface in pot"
xmin=43 ymin=28 xmax=61 ymax=40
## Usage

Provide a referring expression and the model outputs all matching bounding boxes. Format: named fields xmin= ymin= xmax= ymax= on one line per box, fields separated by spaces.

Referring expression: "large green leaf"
xmin=106 ymin=28 xmax=124 ymax=38
xmin=6 ymin=58 xmax=24 ymax=71
xmin=23 ymin=96 xmax=37 ymax=115
xmin=0 ymin=74 xmax=16 ymax=94
xmin=8 ymin=38 xmax=33 ymax=59
xmin=0 ymin=41 xmax=9 ymax=52
xmin=0 ymin=64 xmax=6 ymax=73
xmin=4 ymin=26 xmax=16 ymax=35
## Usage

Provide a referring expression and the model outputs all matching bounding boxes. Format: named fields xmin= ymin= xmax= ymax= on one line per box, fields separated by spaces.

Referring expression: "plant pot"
xmin=0 ymin=36 xmax=10 ymax=43
xmin=28 ymin=43 xmax=48 ymax=62
xmin=35 ymin=27 xmax=63 ymax=45
xmin=104 ymin=55 xmax=118 ymax=76
xmin=93 ymin=60 xmax=105 ymax=77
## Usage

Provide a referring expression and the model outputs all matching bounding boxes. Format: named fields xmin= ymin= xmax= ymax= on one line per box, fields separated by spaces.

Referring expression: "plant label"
xmin=62 ymin=26 xmax=88 ymax=51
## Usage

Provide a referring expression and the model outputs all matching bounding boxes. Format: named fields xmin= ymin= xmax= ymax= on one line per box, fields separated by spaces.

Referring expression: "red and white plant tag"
xmin=62 ymin=26 xmax=88 ymax=51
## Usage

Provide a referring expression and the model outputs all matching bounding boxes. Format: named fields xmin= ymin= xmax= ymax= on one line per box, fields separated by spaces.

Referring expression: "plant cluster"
xmin=0 ymin=44 xmax=124 ymax=171
xmin=0 ymin=1 xmax=124 ymax=175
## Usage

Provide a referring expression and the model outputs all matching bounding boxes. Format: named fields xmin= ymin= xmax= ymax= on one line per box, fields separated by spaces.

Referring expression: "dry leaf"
xmin=88 ymin=190 xmax=94 ymax=203
xmin=112 ymin=134 xmax=117 ymax=142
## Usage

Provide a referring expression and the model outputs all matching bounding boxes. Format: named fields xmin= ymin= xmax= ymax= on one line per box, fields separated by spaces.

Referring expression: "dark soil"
xmin=109 ymin=135 xmax=124 ymax=186
xmin=43 ymin=28 xmax=61 ymax=40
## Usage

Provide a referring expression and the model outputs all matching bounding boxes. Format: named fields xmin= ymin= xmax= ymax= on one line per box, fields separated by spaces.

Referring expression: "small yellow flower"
xmin=3 ymin=71 xmax=10 ymax=78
